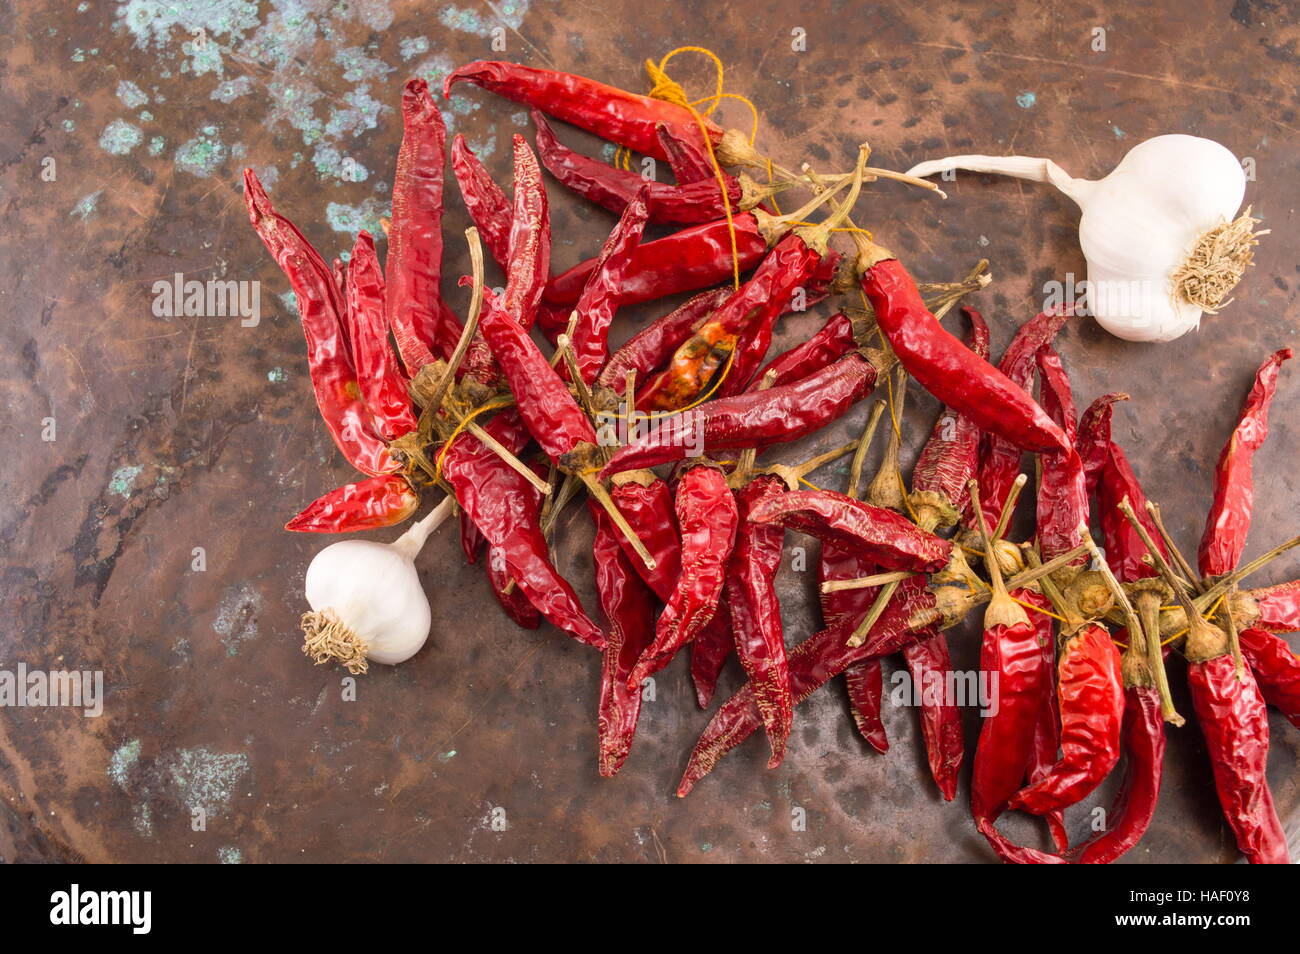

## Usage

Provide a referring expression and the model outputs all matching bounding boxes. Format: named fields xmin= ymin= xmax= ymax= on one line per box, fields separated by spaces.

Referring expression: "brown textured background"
xmin=1 ymin=0 xmax=1297 ymax=863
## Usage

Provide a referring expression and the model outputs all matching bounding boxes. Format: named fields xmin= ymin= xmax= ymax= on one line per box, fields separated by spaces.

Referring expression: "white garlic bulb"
xmin=906 ymin=135 xmax=1263 ymax=342
xmin=300 ymin=495 xmax=453 ymax=673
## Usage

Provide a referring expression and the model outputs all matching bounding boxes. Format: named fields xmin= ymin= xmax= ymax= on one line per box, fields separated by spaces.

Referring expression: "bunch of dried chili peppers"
xmin=244 ymin=54 xmax=1295 ymax=864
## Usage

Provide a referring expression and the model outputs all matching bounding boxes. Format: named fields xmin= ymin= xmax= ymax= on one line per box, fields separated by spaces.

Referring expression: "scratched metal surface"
xmin=1 ymin=0 xmax=1297 ymax=864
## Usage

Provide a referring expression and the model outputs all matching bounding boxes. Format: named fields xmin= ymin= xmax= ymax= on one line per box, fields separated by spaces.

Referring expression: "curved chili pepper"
xmin=1034 ymin=346 xmax=1087 ymax=563
xmin=756 ymin=312 xmax=857 ymax=390
xmin=534 ymin=110 xmax=743 ymax=225
xmin=657 ymin=121 xmax=714 ymax=183
xmin=600 ymin=349 xmax=887 ymax=476
xmin=975 ymin=307 xmax=1072 ymax=529
xmin=285 ymin=474 xmax=419 ymax=532
xmin=747 ymin=489 xmax=952 ymax=573
xmin=488 ymin=551 xmax=542 ymax=629
xmin=1248 ymin=579 xmax=1300 ymax=633
xmin=1187 ymin=653 xmax=1290 ymax=863
xmin=441 ymin=410 xmax=604 ymax=648
xmin=609 ymin=477 xmax=681 ymax=601
xmin=903 ymin=630 xmax=963 ymax=800
xmin=690 ymin=610 xmax=735 ymax=709
xmin=857 ymin=249 xmax=1069 ymax=456
xmin=544 ymin=213 xmax=769 ymax=309
xmin=591 ymin=503 xmax=657 ymax=776
xmin=727 ymin=475 xmax=794 ymax=766
xmin=386 ymin=78 xmax=450 ymax=375
xmin=820 ymin=540 xmax=888 ymax=751
xmin=1008 ymin=623 xmax=1123 ymax=814
xmin=445 ymin=60 xmax=720 ymax=160
xmin=843 ymin=657 xmax=889 ymax=752
xmin=1023 ymin=589 xmax=1069 ymax=853
xmin=450 ymin=134 xmax=512 ymax=269
xmin=243 ymin=169 xmax=396 ymax=478
xmin=629 ymin=464 xmax=737 ymax=688
xmin=345 ymin=232 xmax=418 ymax=439
xmin=568 ymin=189 xmax=650 ymax=384
xmin=1198 ymin=348 xmax=1293 ymax=577
xmin=595 ymin=288 xmax=731 ymax=395
xmin=1238 ymin=627 xmax=1300 ymax=729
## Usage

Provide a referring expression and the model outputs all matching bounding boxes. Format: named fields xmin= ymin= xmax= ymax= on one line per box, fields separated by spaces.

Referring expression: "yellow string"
xmin=798 ymin=477 xmax=823 ymax=491
xmin=645 ymin=47 xmax=748 ymax=289
xmin=432 ymin=396 xmax=516 ymax=484
xmin=1163 ymin=630 xmax=1188 ymax=646
xmin=765 ymin=158 xmax=782 ymax=216
xmin=601 ymin=347 xmax=737 ymax=422
xmin=1011 ymin=595 xmax=1067 ymax=623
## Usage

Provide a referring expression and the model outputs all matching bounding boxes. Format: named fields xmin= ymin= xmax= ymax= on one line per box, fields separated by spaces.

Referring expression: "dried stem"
xmin=1145 ymin=501 xmax=1202 ymax=594
xmin=582 ymin=473 xmax=656 ymax=570
xmin=847 ymin=400 xmax=887 ymax=500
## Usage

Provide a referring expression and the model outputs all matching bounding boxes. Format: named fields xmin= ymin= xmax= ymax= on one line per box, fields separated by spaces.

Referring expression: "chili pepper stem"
xmin=821 ymin=569 xmax=916 ymax=593
xmin=556 ymin=333 xmax=603 ymax=433
xmin=1198 ymin=532 xmax=1300 ymax=609
xmin=847 ymin=579 xmax=899 ymax=648
xmin=1145 ymin=500 xmax=1203 ymax=594
xmin=419 ymin=227 xmax=485 ymax=419
xmin=1132 ymin=583 xmax=1184 ymax=724
xmin=866 ymin=367 xmax=908 ymax=512
xmin=1221 ymin=588 xmax=1247 ymax=680
xmin=992 ymin=474 xmax=1029 ymax=544
xmin=969 ymin=479 xmax=1029 ymax=629
xmin=582 ymin=472 xmax=656 ymax=570
xmin=847 ymin=400 xmax=887 ymax=500
xmin=464 ymin=420 xmax=553 ymax=495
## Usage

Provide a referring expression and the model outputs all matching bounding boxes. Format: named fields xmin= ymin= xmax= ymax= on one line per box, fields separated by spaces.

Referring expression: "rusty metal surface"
xmin=1 ymin=1 xmax=1297 ymax=864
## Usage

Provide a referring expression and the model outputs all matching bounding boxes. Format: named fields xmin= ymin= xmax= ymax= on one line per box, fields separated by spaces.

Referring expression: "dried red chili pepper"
xmin=344 ymin=232 xmax=419 ymax=439
xmin=386 ymin=78 xmax=452 ymax=376
xmin=600 ymin=348 xmax=890 ymax=476
xmin=1248 ymin=579 xmax=1300 ymax=633
xmin=286 ymin=475 xmax=419 ymax=532
xmin=690 ymin=610 xmax=735 ymax=709
xmin=1007 ymin=622 xmax=1123 ymax=814
xmin=1022 ymin=589 xmax=1068 ymax=853
xmin=460 ymin=508 xmax=485 ymax=564
xmin=855 ymin=239 xmax=1070 ymax=457
xmin=746 ymin=489 xmax=952 ymax=573
xmin=450 ymin=134 xmax=512 ymax=270
xmin=609 ymin=474 xmax=682 ymax=601
xmin=657 ymin=121 xmax=713 ymax=183
xmin=903 ymin=631 xmax=962 ymax=800
xmin=1034 ymin=346 xmax=1088 ymax=563
xmin=591 ymin=503 xmax=658 ymax=776
xmin=445 ymin=60 xmax=720 ymax=160
xmin=628 ymin=463 xmax=737 ymax=688
xmin=1198 ymin=348 xmax=1293 ymax=578
xmin=594 ymin=289 xmax=731 ymax=395
xmin=488 ymin=548 xmax=542 ymax=629
xmin=756 ymin=312 xmax=857 ymax=390
xmin=1238 ymin=627 xmax=1300 ymax=728
xmin=244 ymin=170 xmax=398 ymax=479
xmin=842 ymin=654 xmax=889 ymax=752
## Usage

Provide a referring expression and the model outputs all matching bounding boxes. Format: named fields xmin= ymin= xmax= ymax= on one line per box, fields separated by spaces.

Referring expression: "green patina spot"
xmin=117 ymin=80 xmax=149 ymax=109
xmin=148 ymin=136 xmax=165 ymax=156
xmin=109 ymin=464 xmax=143 ymax=497
xmin=108 ymin=739 xmax=142 ymax=789
xmin=267 ymin=367 xmax=288 ymax=383
xmin=175 ymin=129 xmax=227 ymax=177
xmin=217 ymin=846 xmax=242 ymax=864
xmin=71 ymin=190 xmax=102 ymax=220
xmin=99 ymin=119 xmax=143 ymax=155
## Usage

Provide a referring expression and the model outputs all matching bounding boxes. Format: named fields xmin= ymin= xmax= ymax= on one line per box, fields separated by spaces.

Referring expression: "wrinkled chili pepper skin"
xmin=630 ymin=465 xmax=737 ymax=688
xmin=1066 ymin=686 xmax=1165 ymax=864
xmin=386 ymin=79 xmax=448 ymax=375
xmin=820 ymin=543 xmax=888 ymax=751
xmin=534 ymin=110 xmax=741 ymax=225
xmin=477 ymin=287 xmax=596 ymax=461
xmin=544 ymin=213 xmax=768 ymax=309
xmin=976 ymin=308 xmax=1072 ymax=529
xmin=657 ymin=121 xmax=713 ymax=183
xmin=1187 ymin=654 xmax=1290 ymax=864
xmin=690 ymin=610 xmax=735 ymax=709
xmin=441 ymin=410 xmax=604 ymax=648
xmin=971 ymin=618 xmax=1044 ymax=829
xmin=1034 ymin=346 xmax=1088 ymax=562
xmin=595 ymin=288 xmax=731 ymax=394
xmin=244 ymin=170 xmax=396 ymax=478
xmin=502 ymin=135 xmax=551 ymax=329
xmin=610 ymin=477 xmax=681 ymax=601
xmin=591 ymin=504 xmax=657 ymax=777
xmin=727 ymin=476 xmax=794 ymax=767
xmin=904 ymin=631 xmax=963 ymax=800
xmin=747 ymin=489 xmax=952 ymax=573
xmin=1238 ymin=628 xmax=1300 ymax=729
xmin=445 ymin=61 xmax=721 ymax=161
xmin=345 ymin=232 xmax=419 ymax=439
xmin=1198 ymin=348 xmax=1293 ymax=577
xmin=460 ymin=508 xmax=485 ymax=564
xmin=600 ymin=350 xmax=882 ymax=476
xmin=488 ymin=551 xmax=542 ymax=629
xmin=1009 ymin=624 xmax=1123 ymax=815
xmin=451 ymin=134 xmax=512 ymax=269
xmin=677 ymin=578 xmax=936 ymax=796
xmin=844 ymin=659 xmax=889 ymax=752
xmin=756 ymin=312 xmax=856 ymax=390
xmin=1023 ymin=590 xmax=1069 ymax=853
xmin=861 ymin=258 xmax=1068 ymax=455
xmin=285 ymin=475 xmax=419 ymax=532
xmin=1249 ymin=580 xmax=1300 ymax=633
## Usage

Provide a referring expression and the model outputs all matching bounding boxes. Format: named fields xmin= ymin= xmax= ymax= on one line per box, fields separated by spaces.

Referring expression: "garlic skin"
xmin=906 ymin=135 xmax=1250 ymax=343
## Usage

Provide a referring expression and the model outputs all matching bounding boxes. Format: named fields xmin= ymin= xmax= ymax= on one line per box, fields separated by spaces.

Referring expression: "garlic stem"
xmin=904 ymin=154 xmax=1094 ymax=205
xmin=391 ymin=493 xmax=456 ymax=560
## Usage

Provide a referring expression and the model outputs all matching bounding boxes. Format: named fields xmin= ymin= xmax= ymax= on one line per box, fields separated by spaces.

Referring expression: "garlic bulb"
xmin=300 ymin=495 xmax=453 ymax=673
xmin=906 ymin=135 xmax=1264 ymax=342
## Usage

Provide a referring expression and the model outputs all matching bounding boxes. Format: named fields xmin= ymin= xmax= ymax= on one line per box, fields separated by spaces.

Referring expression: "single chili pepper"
xmin=566 ymin=189 xmax=650 ymax=385
xmin=1247 ymin=579 xmax=1300 ymax=633
xmin=386 ymin=78 xmax=451 ymax=376
xmin=488 ymin=547 xmax=543 ymax=629
xmin=677 ymin=577 xmax=936 ymax=796
xmin=450 ymin=134 xmax=513 ymax=271
xmin=1007 ymin=622 xmax=1124 ymax=814
xmin=591 ymin=502 xmax=658 ymax=776
xmin=345 ymin=232 xmax=419 ymax=439
xmin=690 ymin=610 xmax=735 ymax=709
xmin=460 ymin=508 xmax=485 ymax=564
xmin=244 ymin=170 xmax=398 ymax=478
xmin=533 ymin=110 xmax=769 ymax=225
xmin=1198 ymin=348 xmax=1293 ymax=578
xmin=747 ymin=489 xmax=952 ymax=573
xmin=595 ymin=288 xmax=731 ymax=395
xmin=842 ymin=654 xmax=889 ymax=752
xmin=440 ymin=409 xmax=605 ymax=648
xmin=756 ymin=312 xmax=857 ymax=390
xmin=1238 ymin=627 xmax=1300 ymax=729
xmin=903 ymin=631 xmax=963 ymax=800
xmin=855 ymin=239 xmax=1070 ymax=457
xmin=726 ymin=474 xmax=794 ymax=766
xmin=609 ymin=471 xmax=682 ymax=601
xmin=285 ymin=474 xmax=420 ymax=532
xmin=975 ymin=307 xmax=1072 ymax=530
xmin=657 ymin=121 xmax=714 ymax=183
xmin=628 ymin=463 xmax=737 ymax=688
xmin=1034 ymin=346 xmax=1088 ymax=564
xmin=1022 ymin=588 xmax=1069 ymax=854
xmin=445 ymin=60 xmax=721 ymax=161
xmin=600 ymin=347 xmax=890 ymax=477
